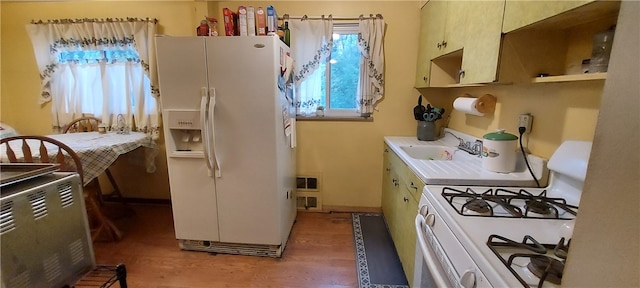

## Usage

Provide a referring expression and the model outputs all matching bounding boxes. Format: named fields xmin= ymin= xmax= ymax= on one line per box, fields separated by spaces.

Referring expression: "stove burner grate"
xmin=525 ymin=198 xmax=557 ymax=216
xmin=465 ymin=198 xmax=492 ymax=214
xmin=487 ymin=234 xmax=571 ymax=288
xmin=527 ymin=255 xmax=564 ymax=285
xmin=441 ymin=187 xmax=578 ymax=219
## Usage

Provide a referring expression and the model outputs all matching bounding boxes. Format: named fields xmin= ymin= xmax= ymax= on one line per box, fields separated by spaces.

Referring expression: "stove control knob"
xmin=560 ymin=219 xmax=575 ymax=239
xmin=418 ymin=204 xmax=429 ymax=216
xmin=460 ymin=269 xmax=476 ymax=288
xmin=425 ymin=214 xmax=436 ymax=227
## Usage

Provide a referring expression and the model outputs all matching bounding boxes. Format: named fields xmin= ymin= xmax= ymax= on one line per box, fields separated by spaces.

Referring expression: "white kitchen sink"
xmin=399 ymin=145 xmax=475 ymax=161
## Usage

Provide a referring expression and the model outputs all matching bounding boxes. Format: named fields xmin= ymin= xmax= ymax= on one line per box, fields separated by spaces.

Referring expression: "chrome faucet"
xmin=445 ymin=131 xmax=483 ymax=157
xmin=444 ymin=131 xmax=465 ymax=147
xmin=470 ymin=140 xmax=483 ymax=157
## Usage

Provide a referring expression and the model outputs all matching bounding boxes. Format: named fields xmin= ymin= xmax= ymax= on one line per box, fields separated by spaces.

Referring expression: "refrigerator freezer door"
xmin=165 ymin=157 xmax=219 ymax=241
xmin=156 ymin=36 xmax=219 ymax=241
xmin=156 ymin=37 xmax=209 ymax=110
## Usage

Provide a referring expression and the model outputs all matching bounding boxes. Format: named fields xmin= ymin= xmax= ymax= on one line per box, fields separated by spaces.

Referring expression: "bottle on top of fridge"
xmin=208 ymin=18 xmax=219 ymax=36
xmin=196 ymin=20 xmax=209 ymax=36
xmin=284 ymin=21 xmax=290 ymax=46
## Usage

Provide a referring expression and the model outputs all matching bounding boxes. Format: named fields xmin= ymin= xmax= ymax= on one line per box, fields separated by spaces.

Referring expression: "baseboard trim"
xmin=322 ymin=205 xmax=381 ymax=213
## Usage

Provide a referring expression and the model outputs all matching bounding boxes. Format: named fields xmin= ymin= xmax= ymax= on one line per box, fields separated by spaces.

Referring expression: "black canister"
xmin=417 ymin=121 xmax=436 ymax=141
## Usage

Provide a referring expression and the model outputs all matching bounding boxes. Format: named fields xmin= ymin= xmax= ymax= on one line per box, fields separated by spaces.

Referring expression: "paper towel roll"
xmin=453 ymin=97 xmax=484 ymax=116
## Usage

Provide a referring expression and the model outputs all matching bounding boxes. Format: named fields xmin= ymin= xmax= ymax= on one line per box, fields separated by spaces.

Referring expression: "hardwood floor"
xmin=93 ymin=204 xmax=358 ymax=288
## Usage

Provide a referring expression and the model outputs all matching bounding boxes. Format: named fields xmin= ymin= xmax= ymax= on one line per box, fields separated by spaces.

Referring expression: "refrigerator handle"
xmin=200 ymin=87 xmax=214 ymax=177
xmin=209 ymin=87 xmax=222 ymax=178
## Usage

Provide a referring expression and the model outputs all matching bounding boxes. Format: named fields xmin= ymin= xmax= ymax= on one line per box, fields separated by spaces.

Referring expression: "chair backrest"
xmin=1 ymin=135 xmax=84 ymax=181
xmin=63 ymin=117 xmax=102 ymax=133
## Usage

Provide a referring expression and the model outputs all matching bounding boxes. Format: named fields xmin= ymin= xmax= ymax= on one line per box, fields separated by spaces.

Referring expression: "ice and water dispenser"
xmin=165 ymin=110 xmax=204 ymax=155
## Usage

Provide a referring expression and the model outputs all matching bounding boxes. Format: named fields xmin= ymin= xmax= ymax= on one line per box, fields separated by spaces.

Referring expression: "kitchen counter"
xmin=385 ymin=129 xmax=548 ymax=187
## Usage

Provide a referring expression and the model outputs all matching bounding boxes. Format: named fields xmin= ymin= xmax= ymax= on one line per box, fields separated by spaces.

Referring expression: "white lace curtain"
xmin=357 ymin=17 xmax=385 ymax=114
xmin=25 ymin=18 xmax=160 ymax=138
xmin=290 ymin=18 xmax=334 ymax=116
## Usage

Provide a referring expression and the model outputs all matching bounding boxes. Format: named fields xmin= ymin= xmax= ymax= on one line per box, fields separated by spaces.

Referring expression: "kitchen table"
xmin=0 ymin=131 xmax=157 ymax=241
xmin=1 ymin=131 xmax=157 ymax=186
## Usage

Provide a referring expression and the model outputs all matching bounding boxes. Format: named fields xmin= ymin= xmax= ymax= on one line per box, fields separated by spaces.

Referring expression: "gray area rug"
xmin=352 ymin=213 xmax=409 ymax=288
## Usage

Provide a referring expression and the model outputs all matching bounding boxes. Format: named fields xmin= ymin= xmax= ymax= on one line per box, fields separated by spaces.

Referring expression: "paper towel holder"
xmin=475 ymin=94 xmax=496 ymax=114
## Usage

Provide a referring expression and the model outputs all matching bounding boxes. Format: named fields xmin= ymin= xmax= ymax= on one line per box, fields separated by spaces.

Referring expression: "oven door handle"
xmin=415 ymin=214 xmax=453 ymax=288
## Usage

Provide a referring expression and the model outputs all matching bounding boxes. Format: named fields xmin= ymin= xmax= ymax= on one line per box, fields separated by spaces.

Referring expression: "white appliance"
xmin=155 ymin=36 xmax=297 ymax=257
xmin=414 ymin=141 xmax=592 ymax=287
xmin=1 ymin=172 xmax=95 ymax=287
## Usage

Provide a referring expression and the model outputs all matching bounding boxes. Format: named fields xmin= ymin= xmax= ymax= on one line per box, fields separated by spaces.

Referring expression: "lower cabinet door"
xmin=396 ymin=186 xmax=418 ymax=283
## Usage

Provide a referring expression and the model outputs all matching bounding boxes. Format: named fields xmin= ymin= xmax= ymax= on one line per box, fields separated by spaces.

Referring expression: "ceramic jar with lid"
xmin=482 ymin=129 xmax=518 ymax=173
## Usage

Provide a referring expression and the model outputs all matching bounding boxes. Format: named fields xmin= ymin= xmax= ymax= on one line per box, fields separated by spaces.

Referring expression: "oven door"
xmin=414 ymin=194 xmax=491 ymax=288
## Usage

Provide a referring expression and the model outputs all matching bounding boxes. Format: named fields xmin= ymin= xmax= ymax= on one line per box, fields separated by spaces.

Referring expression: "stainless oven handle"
xmin=415 ymin=213 xmax=476 ymax=288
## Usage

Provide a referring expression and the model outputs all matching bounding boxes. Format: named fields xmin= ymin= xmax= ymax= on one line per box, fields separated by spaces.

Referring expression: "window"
xmin=318 ymin=23 xmax=361 ymax=117
xmin=290 ymin=16 xmax=384 ymax=118
xmin=55 ymin=48 xmax=154 ymax=118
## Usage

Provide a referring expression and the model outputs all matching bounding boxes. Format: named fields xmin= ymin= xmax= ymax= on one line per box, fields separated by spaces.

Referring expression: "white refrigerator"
xmin=155 ymin=36 xmax=297 ymax=257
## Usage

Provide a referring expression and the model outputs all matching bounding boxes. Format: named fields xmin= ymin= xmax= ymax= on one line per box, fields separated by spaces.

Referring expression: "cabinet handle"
xmin=458 ymin=69 xmax=465 ymax=78
xmin=403 ymin=197 xmax=409 ymax=203
xmin=410 ymin=182 xmax=418 ymax=190
xmin=385 ymin=168 xmax=390 ymax=173
xmin=437 ymin=42 xmax=442 ymax=49
xmin=423 ymin=76 xmax=428 ymax=81
xmin=441 ymin=40 xmax=447 ymax=48
xmin=384 ymin=148 xmax=389 ymax=153
xmin=392 ymin=179 xmax=399 ymax=187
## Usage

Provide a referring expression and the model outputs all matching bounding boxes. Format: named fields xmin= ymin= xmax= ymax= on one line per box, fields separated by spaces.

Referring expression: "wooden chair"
xmin=62 ymin=116 xmax=102 ymax=133
xmin=63 ymin=117 xmax=125 ymax=205
xmin=0 ymin=135 xmax=122 ymax=241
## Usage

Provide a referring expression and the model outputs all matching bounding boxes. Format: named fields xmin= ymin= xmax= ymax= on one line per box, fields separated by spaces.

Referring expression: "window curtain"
xmin=289 ymin=18 xmax=334 ymax=116
xmin=25 ymin=18 xmax=160 ymax=138
xmin=357 ymin=17 xmax=385 ymax=115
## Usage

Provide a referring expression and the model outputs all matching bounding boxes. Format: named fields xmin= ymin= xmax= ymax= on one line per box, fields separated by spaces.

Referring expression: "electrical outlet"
xmin=518 ymin=113 xmax=533 ymax=134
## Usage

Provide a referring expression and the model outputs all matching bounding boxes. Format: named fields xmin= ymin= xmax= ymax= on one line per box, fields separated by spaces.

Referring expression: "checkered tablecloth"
xmin=1 ymin=132 xmax=156 ymax=186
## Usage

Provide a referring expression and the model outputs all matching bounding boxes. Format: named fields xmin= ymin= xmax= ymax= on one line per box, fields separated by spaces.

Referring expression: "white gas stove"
xmin=414 ymin=141 xmax=592 ymax=288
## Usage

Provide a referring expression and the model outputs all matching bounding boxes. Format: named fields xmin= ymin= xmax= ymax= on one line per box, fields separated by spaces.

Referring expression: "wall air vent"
xmin=296 ymin=196 xmax=319 ymax=209
xmin=296 ymin=174 xmax=322 ymax=211
xmin=296 ymin=176 xmax=319 ymax=191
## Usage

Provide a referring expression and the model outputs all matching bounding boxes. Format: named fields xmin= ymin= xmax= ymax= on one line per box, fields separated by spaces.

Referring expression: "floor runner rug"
xmin=352 ymin=213 xmax=409 ymax=288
